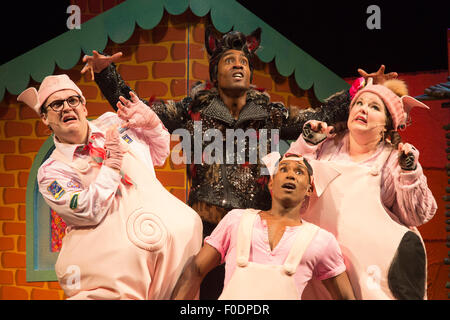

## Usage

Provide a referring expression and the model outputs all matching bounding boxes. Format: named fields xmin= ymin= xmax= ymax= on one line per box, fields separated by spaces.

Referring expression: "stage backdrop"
xmin=0 ymin=0 xmax=448 ymax=300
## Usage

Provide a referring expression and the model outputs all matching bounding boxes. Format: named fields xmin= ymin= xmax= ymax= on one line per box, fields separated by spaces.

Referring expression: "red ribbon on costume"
xmin=83 ymin=140 xmax=106 ymax=164
xmin=82 ymin=134 xmax=134 ymax=186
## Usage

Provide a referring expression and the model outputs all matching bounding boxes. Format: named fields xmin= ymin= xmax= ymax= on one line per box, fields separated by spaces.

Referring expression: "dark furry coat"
xmin=95 ymin=64 xmax=350 ymax=215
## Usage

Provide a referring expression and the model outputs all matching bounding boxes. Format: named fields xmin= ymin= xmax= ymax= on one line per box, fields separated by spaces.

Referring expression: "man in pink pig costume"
xmin=285 ymin=77 xmax=437 ymax=299
xmin=171 ymin=152 xmax=356 ymax=300
xmin=18 ymin=74 xmax=203 ymax=299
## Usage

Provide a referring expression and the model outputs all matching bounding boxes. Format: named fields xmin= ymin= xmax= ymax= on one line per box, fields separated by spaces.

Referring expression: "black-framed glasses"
xmin=46 ymin=95 xmax=82 ymax=112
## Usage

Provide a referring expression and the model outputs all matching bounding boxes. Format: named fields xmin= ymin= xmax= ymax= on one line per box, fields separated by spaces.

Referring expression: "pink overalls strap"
xmin=236 ymin=209 xmax=320 ymax=273
xmin=369 ymin=146 xmax=392 ymax=176
xmin=235 ymin=209 xmax=260 ymax=267
xmin=283 ymin=221 xmax=320 ymax=275
xmin=219 ymin=210 xmax=320 ymax=300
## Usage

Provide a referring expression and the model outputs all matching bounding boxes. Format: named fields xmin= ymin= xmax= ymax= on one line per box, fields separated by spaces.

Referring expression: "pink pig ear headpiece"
xmin=17 ymin=74 xmax=85 ymax=115
xmin=399 ymin=95 xmax=430 ymax=130
xmin=351 ymin=77 xmax=429 ymax=131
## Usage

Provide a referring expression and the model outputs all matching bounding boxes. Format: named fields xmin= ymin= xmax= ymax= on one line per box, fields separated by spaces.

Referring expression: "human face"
xmin=269 ymin=159 xmax=312 ymax=208
xmin=347 ymin=92 xmax=388 ymax=138
xmin=41 ymin=89 xmax=89 ymax=144
xmin=216 ymin=49 xmax=251 ymax=93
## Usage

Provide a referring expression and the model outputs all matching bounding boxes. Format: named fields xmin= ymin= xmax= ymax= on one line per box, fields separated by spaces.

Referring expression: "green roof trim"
xmin=0 ymin=0 xmax=349 ymax=103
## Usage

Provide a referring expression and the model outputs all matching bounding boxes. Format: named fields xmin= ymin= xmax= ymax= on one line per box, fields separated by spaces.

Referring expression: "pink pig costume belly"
xmin=53 ymin=147 xmax=202 ymax=300
xmin=301 ymin=155 xmax=426 ymax=300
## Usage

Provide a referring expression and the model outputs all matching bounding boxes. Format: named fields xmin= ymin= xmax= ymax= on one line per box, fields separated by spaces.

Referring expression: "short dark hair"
xmin=39 ymin=104 xmax=47 ymax=115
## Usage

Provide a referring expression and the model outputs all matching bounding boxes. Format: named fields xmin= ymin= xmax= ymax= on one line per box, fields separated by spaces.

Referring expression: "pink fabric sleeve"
xmin=204 ymin=209 xmax=241 ymax=264
xmin=94 ymin=112 xmax=170 ymax=167
xmin=132 ymin=123 xmax=170 ymax=167
xmin=381 ymin=152 xmax=437 ymax=227
xmin=37 ymin=160 xmax=121 ymax=227
xmin=313 ymin=231 xmax=346 ymax=281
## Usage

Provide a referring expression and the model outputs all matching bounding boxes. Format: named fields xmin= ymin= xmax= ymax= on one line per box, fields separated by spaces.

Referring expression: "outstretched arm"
xmin=280 ymin=90 xmax=351 ymax=141
xmin=81 ymin=50 xmax=123 ymax=81
xmin=171 ymin=244 xmax=221 ymax=300
xmin=84 ymin=51 xmax=190 ymax=132
xmin=84 ymin=51 xmax=134 ymax=112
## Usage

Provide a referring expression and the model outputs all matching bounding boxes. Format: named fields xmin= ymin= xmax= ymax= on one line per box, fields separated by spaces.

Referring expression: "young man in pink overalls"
xmin=18 ymin=74 xmax=203 ymax=299
xmin=171 ymin=153 xmax=355 ymax=300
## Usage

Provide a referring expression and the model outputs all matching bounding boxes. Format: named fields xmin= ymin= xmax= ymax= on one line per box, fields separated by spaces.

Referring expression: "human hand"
xmin=81 ymin=50 xmax=123 ymax=81
xmin=117 ymin=91 xmax=160 ymax=129
xmin=358 ymin=65 xmax=398 ymax=85
xmin=398 ymin=142 xmax=419 ymax=171
xmin=302 ymin=120 xmax=334 ymax=145
xmin=103 ymin=124 xmax=123 ymax=171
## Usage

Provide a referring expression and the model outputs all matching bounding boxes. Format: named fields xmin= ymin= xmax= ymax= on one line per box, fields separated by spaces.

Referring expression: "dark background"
xmin=1 ymin=1 xmax=449 ymax=78
xmin=0 ymin=2 xmax=70 ymax=65
xmin=238 ymin=0 xmax=450 ymax=77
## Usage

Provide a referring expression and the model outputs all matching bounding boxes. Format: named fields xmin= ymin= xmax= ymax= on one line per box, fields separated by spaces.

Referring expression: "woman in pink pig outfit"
xmin=18 ymin=74 xmax=202 ymax=299
xmin=286 ymin=77 xmax=437 ymax=299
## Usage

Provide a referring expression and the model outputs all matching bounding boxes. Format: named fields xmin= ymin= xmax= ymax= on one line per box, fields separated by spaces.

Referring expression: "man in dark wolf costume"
xmin=83 ymin=26 xmax=395 ymax=299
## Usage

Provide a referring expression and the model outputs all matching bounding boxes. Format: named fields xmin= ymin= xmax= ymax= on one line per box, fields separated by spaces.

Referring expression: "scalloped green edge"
xmin=0 ymin=0 xmax=349 ymax=103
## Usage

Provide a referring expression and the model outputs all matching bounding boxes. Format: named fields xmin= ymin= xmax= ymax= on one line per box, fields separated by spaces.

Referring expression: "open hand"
xmin=81 ymin=50 xmax=123 ymax=80
xmin=358 ymin=65 xmax=398 ymax=85
xmin=117 ymin=91 xmax=160 ymax=129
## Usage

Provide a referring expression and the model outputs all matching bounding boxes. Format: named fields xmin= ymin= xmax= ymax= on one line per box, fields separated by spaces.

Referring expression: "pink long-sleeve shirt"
xmin=37 ymin=112 xmax=170 ymax=227
xmin=287 ymin=132 xmax=437 ymax=227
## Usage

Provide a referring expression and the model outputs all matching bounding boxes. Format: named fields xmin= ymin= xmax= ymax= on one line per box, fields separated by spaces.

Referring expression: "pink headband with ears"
xmin=350 ymin=78 xmax=429 ymax=130
xmin=17 ymin=74 xmax=84 ymax=115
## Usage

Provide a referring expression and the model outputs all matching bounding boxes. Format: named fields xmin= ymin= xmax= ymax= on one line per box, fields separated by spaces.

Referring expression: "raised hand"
xmin=103 ymin=124 xmax=124 ymax=171
xmin=117 ymin=91 xmax=160 ymax=130
xmin=81 ymin=50 xmax=123 ymax=80
xmin=398 ymin=142 xmax=419 ymax=171
xmin=302 ymin=120 xmax=334 ymax=145
xmin=358 ymin=65 xmax=398 ymax=85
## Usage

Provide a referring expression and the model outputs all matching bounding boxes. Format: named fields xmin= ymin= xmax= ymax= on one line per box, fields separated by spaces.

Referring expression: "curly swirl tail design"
xmin=126 ymin=210 xmax=167 ymax=251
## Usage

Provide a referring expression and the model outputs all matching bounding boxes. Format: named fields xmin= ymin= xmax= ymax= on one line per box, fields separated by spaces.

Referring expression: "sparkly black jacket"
xmin=95 ymin=64 xmax=351 ymax=211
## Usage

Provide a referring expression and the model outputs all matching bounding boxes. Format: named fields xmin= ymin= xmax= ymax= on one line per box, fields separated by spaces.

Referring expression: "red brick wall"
xmin=0 ymin=93 xmax=64 ymax=299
